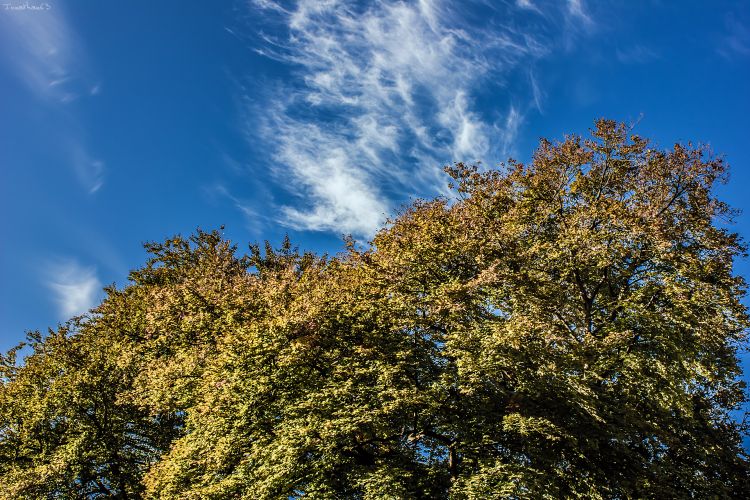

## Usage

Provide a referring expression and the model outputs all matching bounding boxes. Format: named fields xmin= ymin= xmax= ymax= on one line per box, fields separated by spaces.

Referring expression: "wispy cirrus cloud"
xmin=0 ymin=4 xmax=104 ymax=193
xmin=515 ymin=0 xmax=541 ymax=15
xmin=44 ymin=258 xmax=102 ymax=318
xmin=203 ymin=182 xmax=270 ymax=235
xmin=242 ymin=0 xmax=581 ymax=236
xmin=718 ymin=13 xmax=750 ymax=60
xmin=567 ymin=0 xmax=592 ymax=25
xmin=615 ymin=44 xmax=659 ymax=64
xmin=68 ymin=140 xmax=105 ymax=194
xmin=528 ymin=70 xmax=544 ymax=113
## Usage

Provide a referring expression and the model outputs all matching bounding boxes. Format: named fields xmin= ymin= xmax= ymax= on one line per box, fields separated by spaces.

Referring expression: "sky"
xmin=1 ymin=0 xmax=749 ymax=365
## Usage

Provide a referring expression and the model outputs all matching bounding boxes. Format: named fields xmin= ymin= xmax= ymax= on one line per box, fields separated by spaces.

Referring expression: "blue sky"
xmin=1 ymin=0 xmax=749 ymax=366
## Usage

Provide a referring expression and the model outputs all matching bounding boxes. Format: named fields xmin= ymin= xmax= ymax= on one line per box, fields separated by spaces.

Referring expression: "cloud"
xmin=0 ymin=4 xmax=104 ymax=193
xmin=566 ymin=0 xmax=593 ymax=27
xmin=45 ymin=259 xmax=102 ymax=318
xmin=69 ymin=141 xmax=105 ymax=194
xmin=529 ymin=70 xmax=544 ymax=113
xmin=203 ymin=183 xmax=269 ymax=235
xmin=246 ymin=0 xmax=562 ymax=236
xmin=271 ymin=120 xmax=389 ymax=235
xmin=718 ymin=14 xmax=750 ymax=59
xmin=561 ymin=0 xmax=596 ymax=49
xmin=516 ymin=0 xmax=541 ymax=14
xmin=616 ymin=45 xmax=659 ymax=64
xmin=0 ymin=4 xmax=94 ymax=102
xmin=498 ymin=106 xmax=522 ymax=158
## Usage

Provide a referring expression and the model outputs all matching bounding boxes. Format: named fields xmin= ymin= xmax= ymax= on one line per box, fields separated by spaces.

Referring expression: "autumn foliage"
xmin=2 ymin=120 xmax=749 ymax=498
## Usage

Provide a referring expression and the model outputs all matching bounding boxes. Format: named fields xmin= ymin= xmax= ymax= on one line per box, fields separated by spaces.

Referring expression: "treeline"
xmin=1 ymin=120 xmax=749 ymax=498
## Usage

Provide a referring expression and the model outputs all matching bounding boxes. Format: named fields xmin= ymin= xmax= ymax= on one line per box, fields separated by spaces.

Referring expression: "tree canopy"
xmin=2 ymin=120 xmax=749 ymax=498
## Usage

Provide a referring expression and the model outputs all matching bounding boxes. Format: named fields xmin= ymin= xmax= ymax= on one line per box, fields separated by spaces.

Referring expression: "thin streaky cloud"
xmin=69 ymin=142 xmax=105 ymax=194
xmin=247 ymin=0 xmax=564 ymax=236
xmin=567 ymin=0 xmax=593 ymax=27
xmin=515 ymin=0 xmax=541 ymax=14
xmin=719 ymin=15 xmax=750 ymax=59
xmin=203 ymin=183 xmax=269 ymax=235
xmin=498 ymin=106 xmax=522 ymax=160
xmin=561 ymin=0 xmax=596 ymax=50
xmin=45 ymin=259 xmax=102 ymax=319
xmin=529 ymin=70 xmax=544 ymax=113
xmin=0 ymin=5 xmax=104 ymax=193
xmin=615 ymin=45 xmax=659 ymax=64
xmin=0 ymin=5 xmax=92 ymax=102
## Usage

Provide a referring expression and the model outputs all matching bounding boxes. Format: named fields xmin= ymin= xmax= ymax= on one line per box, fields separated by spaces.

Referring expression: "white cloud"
xmin=0 ymin=5 xmax=92 ymax=102
xmin=203 ymin=183 xmax=269 ymax=235
xmin=529 ymin=70 xmax=544 ymax=112
xmin=69 ymin=142 xmax=105 ymax=194
xmin=516 ymin=0 xmax=542 ymax=15
xmin=248 ymin=0 xmax=556 ymax=236
xmin=498 ymin=106 xmax=522 ymax=159
xmin=615 ymin=45 xmax=659 ymax=64
xmin=0 ymin=5 xmax=104 ymax=193
xmin=567 ymin=0 xmax=593 ymax=27
xmin=562 ymin=0 xmax=596 ymax=49
xmin=45 ymin=259 xmax=102 ymax=318
xmin=719 ymin=14 xmax=750 ymax=59
xmin=276 ymin=134 xmax=388 ymax=235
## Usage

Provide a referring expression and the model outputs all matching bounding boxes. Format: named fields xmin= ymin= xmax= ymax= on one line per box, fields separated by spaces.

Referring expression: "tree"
xmin=0 ymin=324 xmax=181 ymax=498
xmin=0 ymin=231 xmax=248 ymax=498
xmin=1 ymin=120 xmax=748 ymax=498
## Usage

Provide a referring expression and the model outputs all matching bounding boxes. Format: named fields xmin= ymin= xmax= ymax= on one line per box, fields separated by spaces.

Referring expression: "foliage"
xmin=2 ymin=120 xmax=749 ymax=498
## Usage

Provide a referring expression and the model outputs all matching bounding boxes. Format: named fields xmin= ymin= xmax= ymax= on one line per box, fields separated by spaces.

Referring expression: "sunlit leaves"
xmin=2 ymin=121 xmax=749 ymax=498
